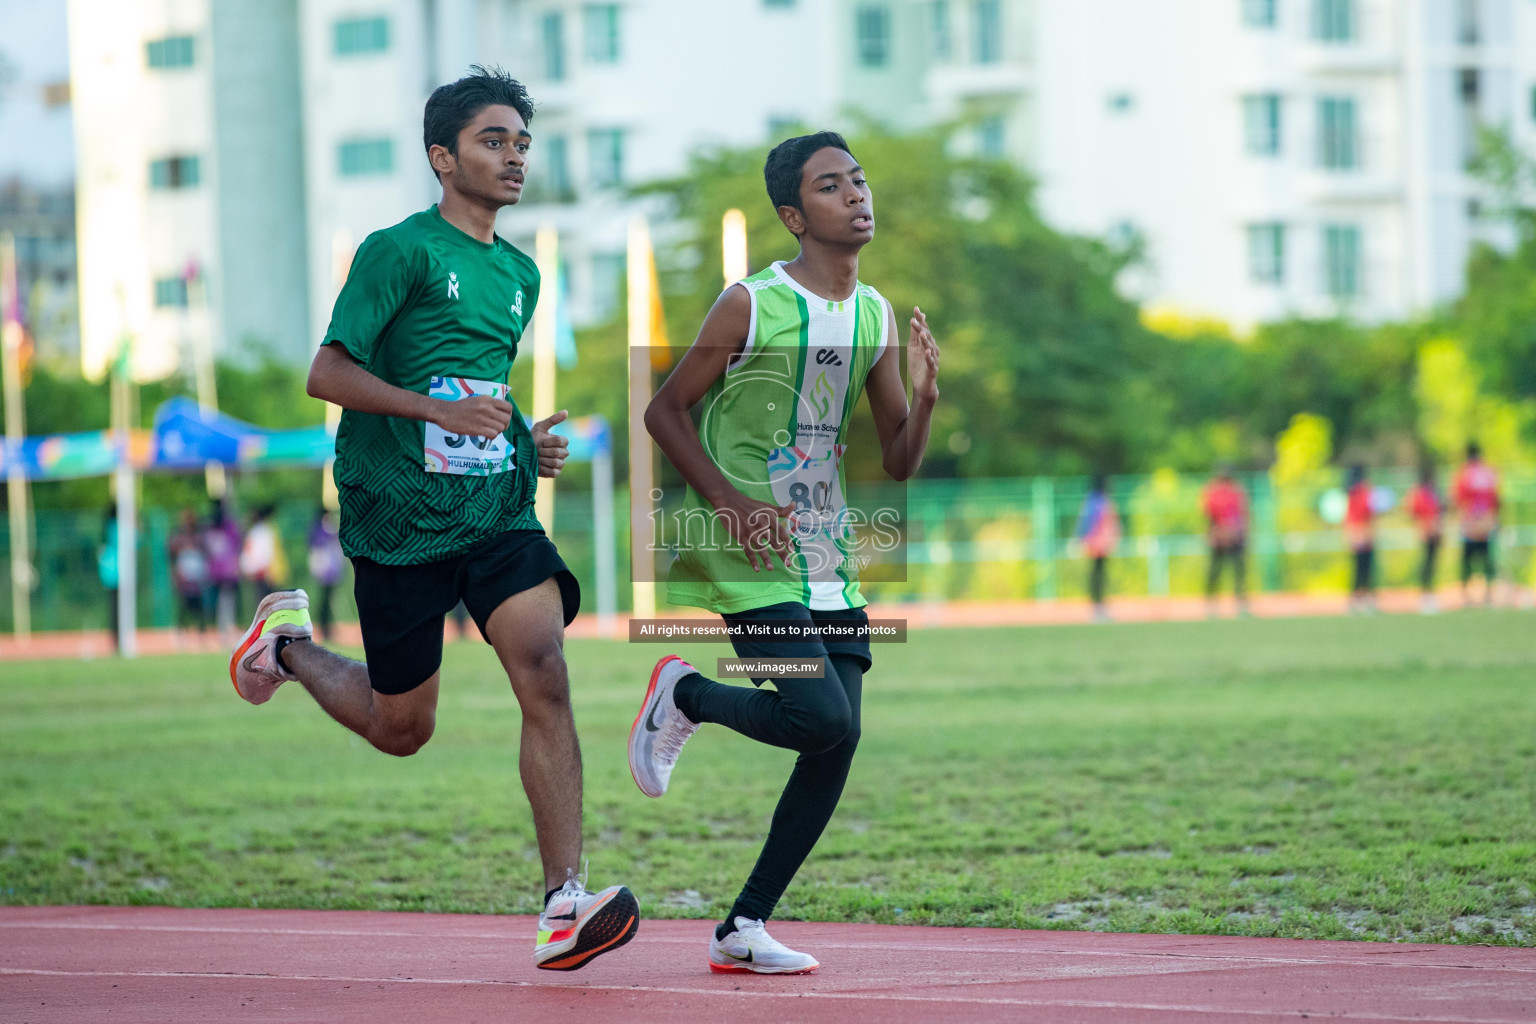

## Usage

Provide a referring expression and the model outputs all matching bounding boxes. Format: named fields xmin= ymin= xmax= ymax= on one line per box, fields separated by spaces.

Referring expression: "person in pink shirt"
xmin=1202 ymin=466 xmax=1249 ymax=616
xmin=1406 ymin=466 xmax=1443 ymax=613
xmin=1344 ymin=464 xmax=1375 ymax=614
xmin=1453 ymin=442 xmax=1500 ymax=606
xmin=1076 ymin=475 xmax=1121 ymax=623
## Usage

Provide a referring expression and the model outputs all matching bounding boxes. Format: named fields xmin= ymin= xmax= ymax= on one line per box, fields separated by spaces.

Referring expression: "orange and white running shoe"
xmin=628 ymin=655 xmax=700 ymax=798
xmin=534 ymin=871 xmax=640 ymax=971
xmin=708 ymin=917 xmax=819 ymax=974
xmin=229 ymin=590 xmax=311 ymax=705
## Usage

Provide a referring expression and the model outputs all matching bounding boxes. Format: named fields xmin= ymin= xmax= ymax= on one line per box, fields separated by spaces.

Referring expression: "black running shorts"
xmin=721 ymin=602 xmax=873 ymax=685
xmin=351 ymin=529 xmax=580 ymax=694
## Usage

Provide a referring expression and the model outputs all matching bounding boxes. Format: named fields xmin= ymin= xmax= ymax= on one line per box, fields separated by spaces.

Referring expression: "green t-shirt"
xmin=667 ymin=263 xmax=889 ymax=614
xmin=323 ymin=205 xmax=542 ymax=565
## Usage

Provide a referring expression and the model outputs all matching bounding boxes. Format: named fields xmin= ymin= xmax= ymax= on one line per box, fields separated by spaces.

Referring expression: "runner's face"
xmin=794 ymin=147 xmax=874 ymax=245
xmin=447 ymin=104 xmax=530 ymax=207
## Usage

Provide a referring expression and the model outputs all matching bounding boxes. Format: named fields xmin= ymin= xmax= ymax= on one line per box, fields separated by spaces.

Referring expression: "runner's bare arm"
xmin=865 ymin=304 xmax=939 ymax=481
xmin=645 ymin=286 xmax=795 ymax=572
xmin=307 ymin=343 xmax=512 ymax=438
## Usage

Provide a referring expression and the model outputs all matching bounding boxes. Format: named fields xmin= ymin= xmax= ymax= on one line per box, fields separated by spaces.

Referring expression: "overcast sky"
xmin=0 ymin=0 xmax=74 ymax=187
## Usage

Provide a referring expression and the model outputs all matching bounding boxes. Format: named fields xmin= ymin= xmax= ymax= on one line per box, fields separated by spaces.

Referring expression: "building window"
xmin=590 ymin=252 xmax=625 ymax=321
xmin=1107 ymin=92 xmax=1135 ymax=113
xmin=977 ymin=116 xmax=1006 ymax=158
xmin=334 ymin=16 xmax=389 ymax=55
xmin=149 ymin=156 xmax=200 ymax=190
xmin=587 ymin=128 xmax=624 ymax=189
xmin=543 ymin=135 xmax=574 ymax=201
xmin=1317 ymin=96 xmax=1358 ymax=169
xmin=974 ymin=0 xmax=1002 ymax=64
xmin=763 ymin=0 xmax=795 ymax=6
xmin=584 ymin=4 xmax=620 ymax=63
xmin=541 ymin=13 xmax=566 ymax=81
xmin=1457 ymin=0 xmax=1480 ymax=44
xmin=1247 ymin=223 xmax=1285 ymax=284
xmin=338 ymin=138 xmax=394 ymax=177
xmin=1244 ymin=94 xmax=1282 ymax=155
xmin=1530 ymin=83 xmax=1536 ymax=122
xmin=1312 ymin=0 xmax=1353 ymax=42
xmin=1323 ymin=224 xmax=1361 ymax=298
xmin=145 ymin=35 xmax=195 ymax=69
xmin=855 ymin=5 xmax=891 ymax=67
xmin=153 ymin=277 xmax=189 ymax=308
xmin=929 ymin=1 xmax=952 ymax=60
xmin=1241 ymin=0 xmax=1277 ymax=27
xmin=768 ymin=116 xmax=802 ymax=141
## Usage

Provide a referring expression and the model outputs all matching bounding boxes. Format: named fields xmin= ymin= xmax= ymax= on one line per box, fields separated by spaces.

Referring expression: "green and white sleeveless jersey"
xmin=668 ymin=262 xmax=889 ymax=614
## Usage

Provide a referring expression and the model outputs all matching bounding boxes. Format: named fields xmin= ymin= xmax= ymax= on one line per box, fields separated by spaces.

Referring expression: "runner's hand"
xmin=713 ymin=491 xmax=796 ymax=573
xmin=432 ymin=395 xmax=513 ymax=438
xmin=532 ymin=410 xmax=571 ymax=478
xmin=908 ymin=306 xmax=939 ymax=404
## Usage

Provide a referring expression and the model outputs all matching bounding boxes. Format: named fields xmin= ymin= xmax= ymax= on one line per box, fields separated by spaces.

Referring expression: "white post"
xmin=533 ymin=224 xmax=559 ymax=533
xmin=722 ymin=208 xmax=748 ymax=288
xmin=1 ymin=233 xmax=32 ymax=640
xmin=111 ymin=358 xmax=137 ymax=658
xmin=323 ymin=229 xmax=354 ymax=513
xmin=626 ymin=218 xmax=656 ymax=619
xmin=592 ymin=441 xmax=617 ymax=635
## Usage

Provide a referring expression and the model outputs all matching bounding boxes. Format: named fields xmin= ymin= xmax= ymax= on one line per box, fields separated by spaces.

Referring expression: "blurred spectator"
xmin=1454 ymin=442 xmax=1500 ymax=606
xmin=306 ymin=507 xmax=344 ymax=641
xmin=97 ymin=504 xmax=120 ymax=651
xmin=450 ymin=599 xmax=471 ymax=641
xmin=1202 ymin=465 xmax=1249 ymax=616
xmin=1344 ymin=465 xmax=1376 ymax=614
xmin=168 ymin=509 xmax=208 ymax=634
xmin=1076 ymin=475 xmax=1121 ymax=623
xmin=240 ymin=505 xmax=287 ymax=604
xmin=202 ymin=500 xmax=242 ymax=637
xmin=1406 ymin=466 xmax=1444 ymax=614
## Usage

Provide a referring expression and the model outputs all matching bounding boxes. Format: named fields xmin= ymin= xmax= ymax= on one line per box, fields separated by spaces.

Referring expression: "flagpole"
xmin=1 ymin=233 xmax=32 ymax=640
xmin=533 ymin=224 xmax=558 ymax=533
xmin=626 ymin=217 xmax=656 ymax=620
xmin=111 ymin=337 xmax=137 ymax=658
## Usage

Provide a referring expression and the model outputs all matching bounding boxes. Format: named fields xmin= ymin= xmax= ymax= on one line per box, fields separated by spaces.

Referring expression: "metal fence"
xmin=2 ymin=468 xmax=1532 ymax=632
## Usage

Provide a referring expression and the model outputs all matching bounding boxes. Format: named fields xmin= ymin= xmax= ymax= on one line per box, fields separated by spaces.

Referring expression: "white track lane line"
xmin=0 ymin=921 xmax=1528 ymax=972
xmin=2 ymin=967 xmax=1532 ymax=1024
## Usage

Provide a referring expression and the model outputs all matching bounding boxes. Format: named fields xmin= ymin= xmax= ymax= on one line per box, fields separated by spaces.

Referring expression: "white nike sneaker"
xmin=708 ymin=917 xmax=819 ymax=975
xmin=229 ymin=590 xmax=311 ymax=705
xmin=628 ymin=655 xmax=700 ymax=798
xmin=533 ymin=872 xmax=640 ymax=971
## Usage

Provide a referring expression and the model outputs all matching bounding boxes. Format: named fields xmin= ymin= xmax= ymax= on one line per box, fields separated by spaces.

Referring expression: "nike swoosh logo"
xmin=722 ymin=947 xmax=754 ymax=963
xmin=644 ymin=695 xmax=665 ymax=732
xmin=545 ymin=911 xmax=578 ymax=922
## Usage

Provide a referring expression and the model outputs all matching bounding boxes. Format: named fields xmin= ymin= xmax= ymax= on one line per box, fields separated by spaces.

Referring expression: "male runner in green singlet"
xmin=227 ymin=67 xmax=637 ymax=971
xmin=630 ymin=132 xmax=940 ymax=973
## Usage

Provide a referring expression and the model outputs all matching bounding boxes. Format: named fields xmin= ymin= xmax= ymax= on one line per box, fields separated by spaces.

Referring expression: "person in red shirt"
xmin=1202 ymin=466 xmax=1250 ymax=616
xmin=1406 ymin=466 xmax=1443 ymax=613
xmin=1453 ymin=442 xmax=1500 ymax=606
xmin=1344 ymin=464 xmax=1375 ymax=613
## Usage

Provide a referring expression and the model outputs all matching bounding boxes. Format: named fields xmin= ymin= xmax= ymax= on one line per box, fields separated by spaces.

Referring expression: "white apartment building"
xmin=67 ymin=0 xmax=309 ymax=379
xmin=1035 ymin=0 xmax=1536 ymax=328
xmin=67 ymin=0 xmax=1536 ymax=374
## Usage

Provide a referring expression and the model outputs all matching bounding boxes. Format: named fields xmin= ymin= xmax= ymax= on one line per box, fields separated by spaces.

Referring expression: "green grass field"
xmin=2 ymin=612 xmax=1534 ymax=945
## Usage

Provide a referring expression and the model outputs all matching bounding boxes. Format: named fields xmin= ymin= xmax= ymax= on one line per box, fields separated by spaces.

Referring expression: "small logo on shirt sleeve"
xmin=447 ymin=272 xmax=460 ymax=300
xmin=511 ymin=289 xmax=524 ymax=318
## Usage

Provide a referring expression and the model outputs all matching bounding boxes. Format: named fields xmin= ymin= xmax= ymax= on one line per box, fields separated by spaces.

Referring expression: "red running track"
xmin=2 ymin=906 xmax=1534 ymax=1023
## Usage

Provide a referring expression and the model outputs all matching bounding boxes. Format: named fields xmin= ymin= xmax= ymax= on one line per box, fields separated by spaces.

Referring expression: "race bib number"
xmin=767 ymin=445 xmax=851 ymax=580
xmin=424 ymin=376 xmax=517 ymax=476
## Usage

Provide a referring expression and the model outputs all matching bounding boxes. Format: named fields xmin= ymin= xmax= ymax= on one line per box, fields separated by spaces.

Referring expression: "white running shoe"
xmin=708 ymin=917 xmax=819 ymax=975
xmin=628 ymin=655 xmax=700 ymax=798
xmin=229 ymin=590 xmax=311 ymax=705
xmin=533 ymin=872 xmax=640 ymax=971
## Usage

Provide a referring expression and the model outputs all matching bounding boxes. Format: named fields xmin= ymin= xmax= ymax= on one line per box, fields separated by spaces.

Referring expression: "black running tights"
xmin=674 ymin=654 xmax=864 ymax=926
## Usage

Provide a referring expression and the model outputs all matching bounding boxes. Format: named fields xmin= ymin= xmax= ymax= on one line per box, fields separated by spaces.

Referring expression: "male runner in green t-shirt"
xmin=228 ymin=67 xmax=637 ymax=972
xmin=631 ymin=132 xmax=940 ymax=972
